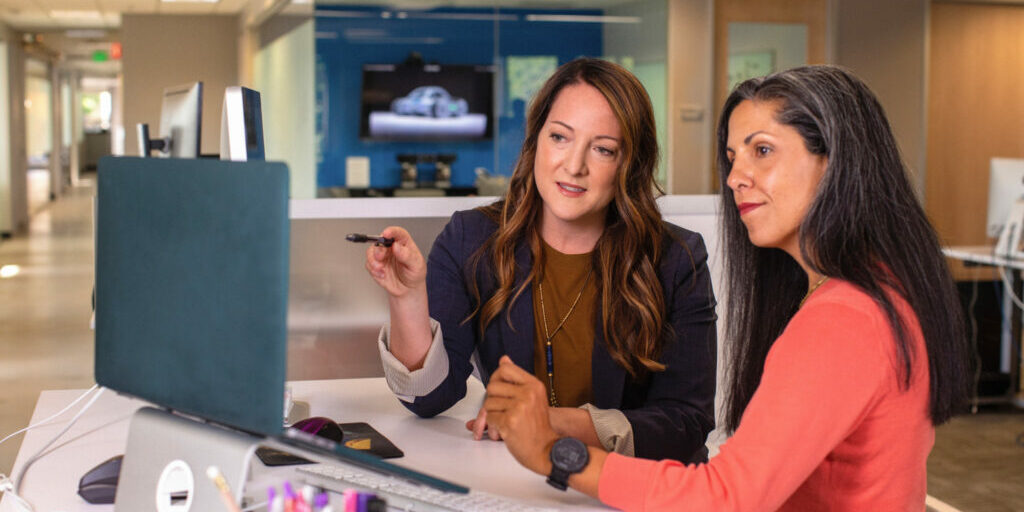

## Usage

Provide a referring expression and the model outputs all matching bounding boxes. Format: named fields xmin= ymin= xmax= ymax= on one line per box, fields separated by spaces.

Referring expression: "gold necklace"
xmin=538 ymin=268 xmax=592 ymax=407
xmin=799 ymin=275 xmax=830 ymax=309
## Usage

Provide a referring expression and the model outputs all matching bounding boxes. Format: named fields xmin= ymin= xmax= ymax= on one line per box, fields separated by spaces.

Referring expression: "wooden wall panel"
xmin=712 ymin=0 xmax=828 ymax=187
xmin=927 ymin=2 xmax=1024 ymax=278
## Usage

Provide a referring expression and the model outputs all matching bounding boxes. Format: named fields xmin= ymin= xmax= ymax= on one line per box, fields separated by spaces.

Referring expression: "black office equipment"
xmin=77 ymin=454 xmax=123 ymax=504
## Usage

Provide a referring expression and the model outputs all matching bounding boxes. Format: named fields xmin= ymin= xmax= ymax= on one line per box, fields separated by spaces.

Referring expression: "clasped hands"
xmin=467 ymin=355 xmax=561 ymax=476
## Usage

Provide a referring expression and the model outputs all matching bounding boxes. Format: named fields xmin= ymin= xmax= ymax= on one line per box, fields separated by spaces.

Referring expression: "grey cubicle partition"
xmin=286 ymin=197 xmax=492 ymax=381
xmin=285 ymin=195 xmax=726 ymax=413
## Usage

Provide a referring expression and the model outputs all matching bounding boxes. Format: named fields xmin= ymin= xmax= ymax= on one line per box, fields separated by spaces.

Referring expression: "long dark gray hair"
xmin=716 ymin=65 xmax=972 ymax=432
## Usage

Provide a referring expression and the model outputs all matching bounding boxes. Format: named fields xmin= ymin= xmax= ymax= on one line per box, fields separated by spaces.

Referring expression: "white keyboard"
xmin=297 ymin=462 xmax=559 ymax=512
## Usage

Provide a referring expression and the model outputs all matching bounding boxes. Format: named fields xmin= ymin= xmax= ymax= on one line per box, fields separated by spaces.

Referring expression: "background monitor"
xmin=986 ymin=157 xmax=1024 ymax=238
xmin=220 ymin=86 xmax=265 ymax=162
xmin=359 ymin=63 xmax=494 ymax=141
xmin=139 ymin=81 xmax=203 ymax=158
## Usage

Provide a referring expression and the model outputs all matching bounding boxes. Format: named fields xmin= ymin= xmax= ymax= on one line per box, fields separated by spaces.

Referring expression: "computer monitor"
xmin=95 ymin=156 xmax=290 ymax=435
xmin=220 ymin=86 xmax=265 ymax=162
xmin=987 ymin=158 xmax=1024 ymax=238
xmin=137 ymin=82 xmax=203 ymax=158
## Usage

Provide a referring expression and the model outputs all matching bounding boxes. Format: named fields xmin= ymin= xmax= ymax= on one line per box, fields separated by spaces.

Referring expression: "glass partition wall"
xmin=312 ymin=1 xmax=668 ymax=197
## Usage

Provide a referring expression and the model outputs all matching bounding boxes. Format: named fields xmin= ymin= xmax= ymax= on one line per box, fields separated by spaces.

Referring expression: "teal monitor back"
xmin=95 ymin=156 xmax=289 ymax=436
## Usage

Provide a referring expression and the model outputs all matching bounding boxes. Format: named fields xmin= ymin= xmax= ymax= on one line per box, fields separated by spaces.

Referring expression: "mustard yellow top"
xmin=531 ymin=240 xmax=596 ymax=407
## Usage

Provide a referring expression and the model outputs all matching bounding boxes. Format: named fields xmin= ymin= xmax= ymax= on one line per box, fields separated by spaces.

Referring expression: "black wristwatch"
xmin=546 ymin=437 xmax=589 ymax=491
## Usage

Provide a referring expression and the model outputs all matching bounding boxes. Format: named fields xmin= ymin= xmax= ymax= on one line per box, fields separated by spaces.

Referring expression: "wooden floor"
xmin=1 ymin=178 xmax=1022 ymax=510
xmin=928 ymin=404 xmax=1024 ymax=512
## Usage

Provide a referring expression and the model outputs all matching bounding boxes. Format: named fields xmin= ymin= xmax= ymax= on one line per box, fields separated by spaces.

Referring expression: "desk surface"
xmin=1 ymin=378 xmax=608 ymax=511
xmin=943 ymin=244 xmax=1024 ymax=271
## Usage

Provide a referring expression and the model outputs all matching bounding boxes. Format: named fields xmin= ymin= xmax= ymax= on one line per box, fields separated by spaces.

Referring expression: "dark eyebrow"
xmin=550 ymin=120 xmax=620 ymax=143
xmin=551 ymin=120 xmax=574 ymax=132
xmin=743 ymin=130 xmax=766 ymax=145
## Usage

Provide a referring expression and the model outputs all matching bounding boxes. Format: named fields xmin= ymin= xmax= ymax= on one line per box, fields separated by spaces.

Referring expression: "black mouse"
xmin=291 ymin=416 xmax=344 ymax=443
xmin=78 ymin=454 xmax=123 ymax=504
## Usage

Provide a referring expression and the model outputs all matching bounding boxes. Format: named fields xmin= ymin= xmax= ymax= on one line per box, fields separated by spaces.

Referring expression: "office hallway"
xmin=0 ymin=181 xmax=96 ymax=477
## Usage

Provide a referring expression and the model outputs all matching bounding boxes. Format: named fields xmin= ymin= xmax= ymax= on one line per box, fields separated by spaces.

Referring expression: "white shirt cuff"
xmin=579 ymin=403 xmax=635 ymax=456
xmin=378 ymin=318 xmax=450 ymax=402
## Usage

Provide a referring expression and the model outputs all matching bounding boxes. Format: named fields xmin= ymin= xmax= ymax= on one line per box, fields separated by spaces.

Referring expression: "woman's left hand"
xmin=484 ymin=355 xmax=559 ymax=476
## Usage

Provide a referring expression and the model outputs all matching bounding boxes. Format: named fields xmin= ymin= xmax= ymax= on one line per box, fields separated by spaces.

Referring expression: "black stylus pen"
xmin=346 ymin=233 xmax=395 ymax=247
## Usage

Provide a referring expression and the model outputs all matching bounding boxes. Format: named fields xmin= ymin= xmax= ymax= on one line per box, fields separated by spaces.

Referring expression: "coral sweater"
xmin=599 ymin=279 xmax=933 ymax=511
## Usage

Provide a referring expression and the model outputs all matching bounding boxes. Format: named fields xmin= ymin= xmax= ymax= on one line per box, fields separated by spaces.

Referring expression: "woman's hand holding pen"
xmin=364 ymin=226 xmax=426 ymax=298
xmin=363 ymin=226 xmax=432 ymax=371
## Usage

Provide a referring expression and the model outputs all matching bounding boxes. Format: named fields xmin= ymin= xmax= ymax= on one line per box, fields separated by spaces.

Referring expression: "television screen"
xmin=360 ymin=63 xmax=494 ymax=141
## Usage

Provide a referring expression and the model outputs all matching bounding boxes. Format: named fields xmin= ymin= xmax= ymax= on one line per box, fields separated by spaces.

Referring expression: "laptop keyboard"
xmin=297 ymin=462 xmax=560 ymax=512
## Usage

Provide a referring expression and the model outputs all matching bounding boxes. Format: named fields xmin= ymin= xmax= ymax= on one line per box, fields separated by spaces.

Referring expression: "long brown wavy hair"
xmin=468 ymin=58 xmax=669 ymax=376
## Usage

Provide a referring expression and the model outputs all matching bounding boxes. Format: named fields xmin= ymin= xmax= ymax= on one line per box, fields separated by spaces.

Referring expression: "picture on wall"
xmin=360 ymin=63 xmax=494 ymax=141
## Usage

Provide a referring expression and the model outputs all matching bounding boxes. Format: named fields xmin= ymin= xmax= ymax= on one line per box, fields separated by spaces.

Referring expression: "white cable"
xmin=0 ymin=473 xmax=35 ymax=512
xmin=0 ymin=385 xmax=102 ymax=511
xmin=0 ymin=384 xmax=99 ymax=447
xmin=14 ymin=386 xmax=107 ymax=495
xmin=996 ymin=264 xmax=1024 ymax=311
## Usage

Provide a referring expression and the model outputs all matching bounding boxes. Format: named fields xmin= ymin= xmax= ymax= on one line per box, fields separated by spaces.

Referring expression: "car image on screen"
xmin=390 ymin=86 xmax=470 ymax=118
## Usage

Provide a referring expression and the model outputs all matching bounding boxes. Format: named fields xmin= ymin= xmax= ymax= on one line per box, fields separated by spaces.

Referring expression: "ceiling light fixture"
xmin=525 ymin=14 xmax=641 ymax=24
xmin=50 ymin=10 xmax=103 ymax=19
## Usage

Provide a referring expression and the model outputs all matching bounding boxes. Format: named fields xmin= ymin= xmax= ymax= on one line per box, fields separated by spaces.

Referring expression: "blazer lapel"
xmin=591 ymin=301 xmax=626 ymax=408
xmin=498 ymin=240 xmax=536 ymax=373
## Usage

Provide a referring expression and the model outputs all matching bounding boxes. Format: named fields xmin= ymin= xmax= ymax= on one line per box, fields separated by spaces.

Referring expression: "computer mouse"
xmin=78 ymin=454 xmax=123 ymax=504
xmin=291 ymin=416 xmax=344 ymax=443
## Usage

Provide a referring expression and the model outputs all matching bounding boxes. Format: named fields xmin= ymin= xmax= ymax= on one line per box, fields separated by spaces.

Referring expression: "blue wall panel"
xmin=315 ymin=6 xmax=602 ymax=189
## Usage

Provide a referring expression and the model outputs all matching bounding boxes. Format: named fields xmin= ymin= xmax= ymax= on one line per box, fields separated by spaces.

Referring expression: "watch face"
xmin=551 ymin=438 xmax=588 ymax=472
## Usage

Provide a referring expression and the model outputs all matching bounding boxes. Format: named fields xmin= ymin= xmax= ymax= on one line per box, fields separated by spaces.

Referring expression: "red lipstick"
xmin=737 ymin=202 xmax=761 ymax=216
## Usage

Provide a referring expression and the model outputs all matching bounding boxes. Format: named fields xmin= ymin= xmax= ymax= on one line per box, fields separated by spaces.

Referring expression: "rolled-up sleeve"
xmin=581 ymin=403 xmax=635 ymax=456
xmin=378 ymin=318 xmax=449 ymax=401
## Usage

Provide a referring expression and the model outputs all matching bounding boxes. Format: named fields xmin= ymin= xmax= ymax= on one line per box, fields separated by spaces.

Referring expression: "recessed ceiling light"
xmin=66 ymin=29 xmax=107 ymax=39
xmin=0 ymin=265 xmax=20 ymax=278
xmin=50 ymin=10 xmax=103 ymax=19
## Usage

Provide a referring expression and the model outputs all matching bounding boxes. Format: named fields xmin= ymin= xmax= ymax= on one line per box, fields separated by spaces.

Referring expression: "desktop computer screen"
xmin=987 ymin=157 xmax=1024 ymax=238
xmin=95 ymin=157 xmax=468 ymax=498
xmin=95 ymin=156 xmax=289 ymax=435
xmin=137 ymin=82 xmax=203 ymax=158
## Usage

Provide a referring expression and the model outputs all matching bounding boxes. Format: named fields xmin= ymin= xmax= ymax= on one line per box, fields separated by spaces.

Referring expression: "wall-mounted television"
xmin=360 ymin=63 xmax=494 ymax=141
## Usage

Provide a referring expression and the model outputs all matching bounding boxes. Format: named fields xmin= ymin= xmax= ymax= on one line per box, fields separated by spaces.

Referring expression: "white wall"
xmin=25 ymin=72 xmax=52 ymax=162
xmin=0 ymin=39 xmax=9 ymax=235
xmin=0 ymin=22 xmax=28 ymax=236
xmin=253 ymin=17 xmax=316 ymax=199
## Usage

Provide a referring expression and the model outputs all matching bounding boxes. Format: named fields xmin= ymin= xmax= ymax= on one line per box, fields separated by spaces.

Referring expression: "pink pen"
xmin=342 ymin=489 xmax=359 ymax=512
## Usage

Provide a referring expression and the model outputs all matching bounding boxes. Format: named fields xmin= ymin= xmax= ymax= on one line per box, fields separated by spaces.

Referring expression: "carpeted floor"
xmin=928 ymin=404 xmax=1024 ymax=512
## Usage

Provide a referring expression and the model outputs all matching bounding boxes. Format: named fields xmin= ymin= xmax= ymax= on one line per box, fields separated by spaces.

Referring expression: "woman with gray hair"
xmin=484 ymin=65 xmax=973 ymax=511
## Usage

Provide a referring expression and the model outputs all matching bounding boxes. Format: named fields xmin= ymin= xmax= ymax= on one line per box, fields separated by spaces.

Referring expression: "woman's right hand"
xmin=364 ymin=226 xmax=426 ymax=298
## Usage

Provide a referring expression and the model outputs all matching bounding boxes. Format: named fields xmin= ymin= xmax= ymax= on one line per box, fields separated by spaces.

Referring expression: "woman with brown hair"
xmin=364 ymin=57 xmax=717 ymax=462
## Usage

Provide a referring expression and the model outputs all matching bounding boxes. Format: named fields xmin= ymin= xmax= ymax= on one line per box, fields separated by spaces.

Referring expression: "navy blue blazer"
xmin=408 ymin=209 xmax=718 ymax=463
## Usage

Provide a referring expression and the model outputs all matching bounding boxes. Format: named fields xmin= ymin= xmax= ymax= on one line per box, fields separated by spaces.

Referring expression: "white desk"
xmin=1 ymin=378 xmax=609 ymax=511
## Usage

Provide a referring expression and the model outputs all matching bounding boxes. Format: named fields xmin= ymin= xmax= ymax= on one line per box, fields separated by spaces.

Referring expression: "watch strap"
xmin=546 ymin=467 xmax=571 ymax=491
